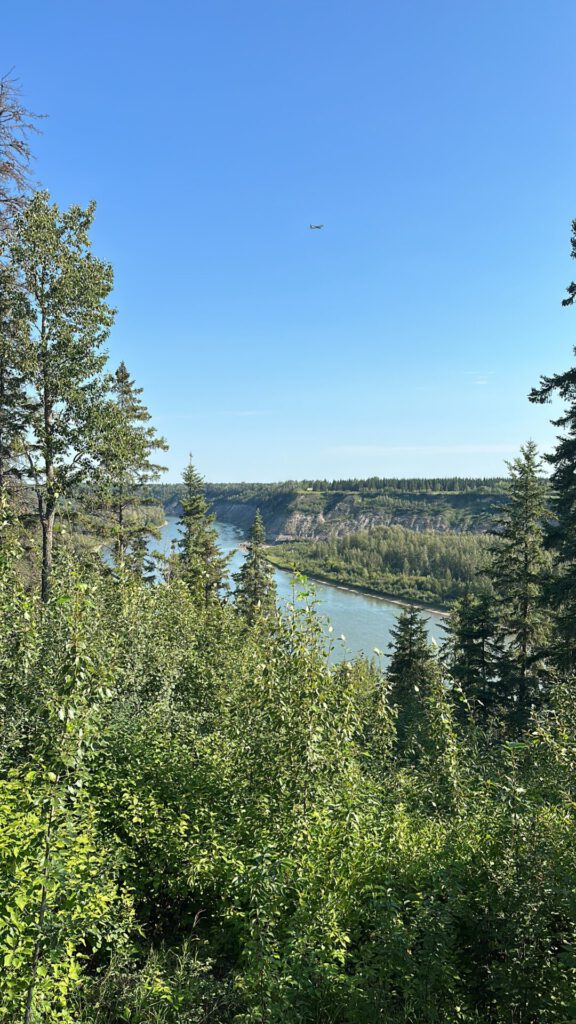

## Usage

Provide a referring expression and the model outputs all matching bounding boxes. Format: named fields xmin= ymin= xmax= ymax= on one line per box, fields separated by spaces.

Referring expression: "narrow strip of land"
xmin=265 ymin=553 xmax=450 ymax=617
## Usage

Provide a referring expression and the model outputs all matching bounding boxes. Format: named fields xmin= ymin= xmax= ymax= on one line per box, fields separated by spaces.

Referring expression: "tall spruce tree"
xmin=93 ymin=361 xmax=167 ymax=569
xmin=176 ymin=457 xmax=228 ymax=602
xmin=444 ymin=590 xmax=501 ymax=724
xmin=529 ymin=221 xmax=576 ymax=666
xmin=387 ymin=607 xmax=439 ymax=754
xmin=489 ymin=442 xmax=551 ymax=725
xmin=233 ymin=508 xmax=277 ymax=623
xmin=4 ymin=192 xmax=114 ymax=600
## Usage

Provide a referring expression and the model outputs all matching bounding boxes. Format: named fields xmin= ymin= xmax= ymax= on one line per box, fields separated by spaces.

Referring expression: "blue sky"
xmin=5 ymin=0 xmax=576 ymax=481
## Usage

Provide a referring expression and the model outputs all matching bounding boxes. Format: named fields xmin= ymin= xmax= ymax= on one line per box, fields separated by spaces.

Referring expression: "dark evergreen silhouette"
xmin=176 ymin=457 xmax=229 ymax=602
xmin=233 ymin=508 xmax=277 ymax=623
xmin=530 ymin=226 xmax=576 ymax=665
xmin=94 ymin=361 xmax=167 ymax=570
xmin=490 ymin=442 xmax=551 ymax=724
xmin=444 ymin=590 xmax=501 ymax=723
xmin=387 ymin=607 xmax=437 ymax=753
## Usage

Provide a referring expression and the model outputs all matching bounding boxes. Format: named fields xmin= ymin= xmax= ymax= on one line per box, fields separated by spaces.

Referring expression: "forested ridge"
xmin=3 ymin=77 xmax=576 ymax=1023
xmin=155 ymin=479 xmax=510 ymax=539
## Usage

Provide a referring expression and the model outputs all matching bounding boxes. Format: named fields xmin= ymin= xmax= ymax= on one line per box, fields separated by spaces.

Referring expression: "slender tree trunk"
xmin=117 ymin=491 xmax=124 ymax=565
xmin=517 ymin=548 xmax=530 ymax=725
xmin=39 ymin=309 xmax=57 ymax=603
xmin=40 ymin=503 xmax=55 ymax=603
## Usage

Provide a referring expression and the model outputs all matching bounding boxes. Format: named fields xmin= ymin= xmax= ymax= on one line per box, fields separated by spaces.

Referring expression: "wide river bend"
xmin=157 ymin=517 xmax=445 ymax=663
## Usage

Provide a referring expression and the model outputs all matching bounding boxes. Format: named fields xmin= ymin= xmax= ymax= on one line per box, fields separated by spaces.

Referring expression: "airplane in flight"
xmin=309 ymin=223 xmax=324 ymax=229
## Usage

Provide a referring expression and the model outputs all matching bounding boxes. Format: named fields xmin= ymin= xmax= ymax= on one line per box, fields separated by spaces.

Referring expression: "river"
xmin=156 ymin=516 xmax=446 ymax=662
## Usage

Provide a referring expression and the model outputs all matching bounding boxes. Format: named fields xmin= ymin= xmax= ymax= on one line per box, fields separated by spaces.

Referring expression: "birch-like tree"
xmin=4 ymin=192 xmax=114 ymax=599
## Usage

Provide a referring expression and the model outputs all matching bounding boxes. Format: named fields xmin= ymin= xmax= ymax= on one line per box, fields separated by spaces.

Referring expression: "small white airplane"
xmin=309 ymin=223 xmax=324 ymax=229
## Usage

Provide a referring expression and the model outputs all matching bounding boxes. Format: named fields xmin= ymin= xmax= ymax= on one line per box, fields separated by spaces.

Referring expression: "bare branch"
xmin=0 ymin=70 xmax=45 ymax=232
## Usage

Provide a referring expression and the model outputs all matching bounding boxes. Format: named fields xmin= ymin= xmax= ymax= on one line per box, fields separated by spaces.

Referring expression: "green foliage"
xmin=530 ymin=345 xmax=576 ymax=666
xmin=443 ymin=590 xmax=502 ymax=725
xmin=2 ymin=191 xmax=115 ymax=599
xmin=174 ymin=457 xmax=229 ymax=602
xmin=3 ymin=170 xmax=576 ymax=1022
xmin=0 ymin=770 xmax=131 ymax=1023
xmin=91 ymin=360 xmax=167 ymax=571
xmin=0 ymin=566 xmax=134 ymax=1022
xmin=233 ymin=509 xmax=277 ymax=623
xmin=0 ymin=495 xmax=575 ymax=1021
xmin=74 ymin=942 xmax=236 ymax=1023
xmin=387 ymin=609 xmax=459 ymax=806
xmin=489 ymin=442 xmax=552 ymax=726
xmin=268 ymin=524 xmax=490 ymax=606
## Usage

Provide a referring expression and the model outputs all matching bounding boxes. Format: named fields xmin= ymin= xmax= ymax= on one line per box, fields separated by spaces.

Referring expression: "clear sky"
xmin=5 ymin=0 xmax=576 ymax=481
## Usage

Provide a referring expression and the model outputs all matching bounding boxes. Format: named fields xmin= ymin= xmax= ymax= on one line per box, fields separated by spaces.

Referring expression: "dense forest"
xmin=266 ymin=525 xmax=492 ymax=605
xmin=3 ymin=76 xmax=576 ymax=1023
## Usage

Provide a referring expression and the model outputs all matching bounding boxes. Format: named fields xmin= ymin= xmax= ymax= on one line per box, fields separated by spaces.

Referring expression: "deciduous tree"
xmin=0 ymin=263 xmax=29 ymax=491
xmin=4 ymin=192 xmax=114 ymax=600
xmin=0 ymin=72 xmax=42 ymax=232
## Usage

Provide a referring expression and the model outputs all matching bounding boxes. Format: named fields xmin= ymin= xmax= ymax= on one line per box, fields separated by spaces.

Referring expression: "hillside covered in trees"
xmin=3 ymin=74 xmax=576 ymax=1024
xmin=266 ymin=524 xmax=493 ymax=606
xmin=155 ymin=478 xmax=510 ymax=540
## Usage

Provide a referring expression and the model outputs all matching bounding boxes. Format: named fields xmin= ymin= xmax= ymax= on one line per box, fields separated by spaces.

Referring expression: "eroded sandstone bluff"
xmin=159 ymin=483 xmax=504 ymax=542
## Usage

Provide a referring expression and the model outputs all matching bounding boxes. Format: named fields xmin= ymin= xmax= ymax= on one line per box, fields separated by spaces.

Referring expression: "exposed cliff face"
xmin=207 ymin=490 xmax=495 ymax=542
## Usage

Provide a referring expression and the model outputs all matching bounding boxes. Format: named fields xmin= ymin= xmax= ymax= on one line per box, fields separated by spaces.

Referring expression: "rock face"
xmin=206 ymin=489 xmax=497 ymax=542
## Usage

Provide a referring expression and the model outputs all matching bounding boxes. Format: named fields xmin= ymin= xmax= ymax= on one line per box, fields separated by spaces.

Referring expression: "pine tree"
xmin=176 ymin=457 xmax=229 ymax=603
xmin=94 ymin=361 xmax=167 ymax=569
xmin=4 ymin=193 xmax=115 ymax=600
xmin=124 ymin=531 xmax=157 ymax=582
xmin=490 ymin=442 xmax=551 ymax=725
xmin=233 ymin=508 xmax=277 ymax=623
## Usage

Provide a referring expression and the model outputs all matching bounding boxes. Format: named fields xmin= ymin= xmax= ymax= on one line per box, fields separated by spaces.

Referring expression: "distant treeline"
xmin=286 ymin=476 xmax=511 ymax=494
xmin=152 ymin=476 xmax=511 ymax=501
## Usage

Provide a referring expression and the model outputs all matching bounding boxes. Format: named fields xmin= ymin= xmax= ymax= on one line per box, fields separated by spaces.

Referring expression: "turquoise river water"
xmin=156 ymin=516 xmax=445 ymax=663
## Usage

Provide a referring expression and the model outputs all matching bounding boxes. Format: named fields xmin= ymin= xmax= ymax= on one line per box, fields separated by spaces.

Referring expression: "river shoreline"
xmin=161 ymin=515 xmax=448 ymax=617
xmin=265 ymin=555 xmax=449 ymax=618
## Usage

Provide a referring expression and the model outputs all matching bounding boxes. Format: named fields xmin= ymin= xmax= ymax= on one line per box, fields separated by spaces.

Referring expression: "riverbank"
xmin=265 ymin=552 xmax=450 ymax=618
